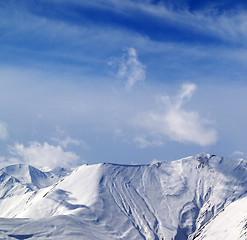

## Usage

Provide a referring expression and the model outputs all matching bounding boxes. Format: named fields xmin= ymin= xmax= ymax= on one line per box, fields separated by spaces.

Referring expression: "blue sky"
xmin=0 ymin=0 xmax=247 ymax=169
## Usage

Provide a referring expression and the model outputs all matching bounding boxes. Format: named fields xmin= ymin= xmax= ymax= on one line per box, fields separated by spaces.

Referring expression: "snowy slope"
xmin=191 ymin=196 xmax=247 ymax=240
xmin=0 ymin=154 xmax=247 ymax=239
xmin=0 ymin=164 xmax=65 ymax=189
xmin=0 ymin=164 xmax=68 ymax=217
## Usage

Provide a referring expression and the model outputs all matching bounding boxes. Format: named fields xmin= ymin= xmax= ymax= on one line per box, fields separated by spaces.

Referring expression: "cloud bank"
xmin=9 ymin=142 xmax=80 ymax=170
xmin=136 ymin=83 xmax=218 ymax=146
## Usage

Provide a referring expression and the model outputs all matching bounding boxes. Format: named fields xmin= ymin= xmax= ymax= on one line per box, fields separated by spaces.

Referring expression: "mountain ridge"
xmin=0 ymin=153 xmax=247 ymax=239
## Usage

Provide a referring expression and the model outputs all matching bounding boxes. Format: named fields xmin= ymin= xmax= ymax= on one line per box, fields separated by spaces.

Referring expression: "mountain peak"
xmin=194 ymin=153 xmax=215 ymax=168
xmin=0 ymin=163 xmax=66 ymax=189
xmin=0 ymin=155 xmax=247 ymax=239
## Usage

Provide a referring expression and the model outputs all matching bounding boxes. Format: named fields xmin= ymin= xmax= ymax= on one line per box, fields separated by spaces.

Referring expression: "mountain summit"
xmin=0 ymin=154 xmax=247 ymax=239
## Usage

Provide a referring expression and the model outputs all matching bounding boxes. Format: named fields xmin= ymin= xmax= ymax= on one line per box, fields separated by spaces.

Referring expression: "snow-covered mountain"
xmin=0 ymin=154 xmax=247 ymax=239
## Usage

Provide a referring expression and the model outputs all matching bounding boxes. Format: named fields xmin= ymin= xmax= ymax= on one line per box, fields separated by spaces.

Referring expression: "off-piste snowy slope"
xmin=191 ymin=196 xmax=247 ymax=240
xmin=0 ymin=154 xmax=247 ymax=239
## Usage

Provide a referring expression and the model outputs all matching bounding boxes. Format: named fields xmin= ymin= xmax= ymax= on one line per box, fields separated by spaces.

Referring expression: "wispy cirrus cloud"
xmin=135 ymin=83 xmax=217 ymax=146
xmin=50 ymin=0 xmax=247 ymax=45
xmin=0 ymin=0 xmax=246 ymax=164
xmin=1 ymin=0 xmax=247 ymax=77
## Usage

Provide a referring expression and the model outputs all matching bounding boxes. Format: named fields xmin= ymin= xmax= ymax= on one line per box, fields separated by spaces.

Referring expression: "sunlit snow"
xmin=0 ymin=154 xmax=247 ymax=239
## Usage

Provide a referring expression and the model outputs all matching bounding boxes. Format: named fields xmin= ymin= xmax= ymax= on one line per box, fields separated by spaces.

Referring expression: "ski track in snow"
xmin=0 ymin=154 xmax=247 ymax=239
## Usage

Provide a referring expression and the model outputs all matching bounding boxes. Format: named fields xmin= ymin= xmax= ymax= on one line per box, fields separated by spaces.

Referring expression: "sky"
xmin=0 ymin=0 xmax=247 ymax=169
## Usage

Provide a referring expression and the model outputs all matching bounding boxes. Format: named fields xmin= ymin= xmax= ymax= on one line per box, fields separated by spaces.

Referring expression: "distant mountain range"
xmin=0 ymin=153 xmax=247 ymax=239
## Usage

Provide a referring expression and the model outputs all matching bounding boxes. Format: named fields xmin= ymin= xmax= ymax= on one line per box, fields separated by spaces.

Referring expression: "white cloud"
xmin=0 ymin=122 xmax=9 ymax=140
xmin=133 ymin=136 xmax=163 ymax=149
xmin=51 ymin=136 xmax=88 ymax=149
xmin=136 ymin=83 xmax=217 ymax=146
xmin=117 ymin=48 xmax=146 ymax=90
xmin=9 ymin=142 xmax=80 ymax=170
xmin=51 ymin=127 xmax=89 ymax=150
xmin=0 ymin=156 xmax=19 ymax=169
xmin=177 ymin=83 xmax=197 ymax=103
